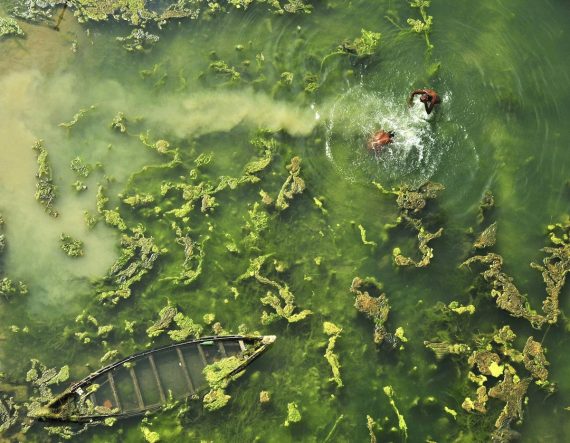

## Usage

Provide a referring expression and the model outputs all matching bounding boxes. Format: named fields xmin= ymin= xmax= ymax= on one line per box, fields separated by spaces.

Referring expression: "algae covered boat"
xmin=34 ymin=335 xmax=276 ymax=422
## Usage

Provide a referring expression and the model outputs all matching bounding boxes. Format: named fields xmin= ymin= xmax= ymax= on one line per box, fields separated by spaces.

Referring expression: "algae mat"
xmin=1 ymin=0 xmax=570 ymax=441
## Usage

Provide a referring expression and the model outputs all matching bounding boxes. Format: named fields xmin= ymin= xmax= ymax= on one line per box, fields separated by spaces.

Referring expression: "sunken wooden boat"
xmin=33 ymin=335 xmax=276 ymax=422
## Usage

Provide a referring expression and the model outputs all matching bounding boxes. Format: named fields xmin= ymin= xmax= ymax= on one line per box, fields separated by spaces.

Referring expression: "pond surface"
xmin=1 ymin=0 xmax=570 ymax=441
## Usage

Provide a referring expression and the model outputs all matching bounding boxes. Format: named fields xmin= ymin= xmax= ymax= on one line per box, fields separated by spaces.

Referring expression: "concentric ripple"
xmin=324 ymin=85 xmax=475 ymax=189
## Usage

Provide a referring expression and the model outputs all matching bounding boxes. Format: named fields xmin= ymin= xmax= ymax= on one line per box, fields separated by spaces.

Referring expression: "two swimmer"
xmin=368 ymin=88 xmax=440 ymax=152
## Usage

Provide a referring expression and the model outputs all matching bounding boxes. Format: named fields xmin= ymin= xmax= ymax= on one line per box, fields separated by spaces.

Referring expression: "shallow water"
xmin=1 ymin=0 xmax=570 ymax=441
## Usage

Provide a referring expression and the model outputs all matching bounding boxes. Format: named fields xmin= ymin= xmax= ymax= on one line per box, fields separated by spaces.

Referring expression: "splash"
xmin=324 ymin=86 xmax=468 ymax=188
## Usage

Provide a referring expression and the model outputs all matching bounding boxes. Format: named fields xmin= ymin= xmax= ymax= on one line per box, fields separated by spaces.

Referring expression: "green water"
xmin=1 ymin=0 xmax=570 ymax=441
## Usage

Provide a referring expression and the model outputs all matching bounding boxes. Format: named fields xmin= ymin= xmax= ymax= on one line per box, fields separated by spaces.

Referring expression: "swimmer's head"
xmin=420 ymin=94 xmax=430 ymax=103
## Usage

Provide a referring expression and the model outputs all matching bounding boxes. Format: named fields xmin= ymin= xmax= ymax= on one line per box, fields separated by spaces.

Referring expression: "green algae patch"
xmin=117 ymin=29 xmax=159 ymax=52
xmin=284 ymin=402 xmax=302 ymax=426
xmin=383 ymin=386 xmax=408 ymax=441
xmin=60 ymin=106 xmax=96 ymax=130
xmin=141 ymin=426 xmax=161 ymax=443
xmin=321 ymin=28 xmax=382 ymax=68
xmin=32 ymin=140 xmax=58 ymax=218
xmin=275 ymin=156 xmax=305 ymax=211
xmin=474 ymin=222 xmax=497 ymax=249
xmin=110 ymin=112 xmax=128 ymax=133
xmin=202 ymin=355 xmax=247 ymax=412
xmin=168 ymin=312 xmax=203 ymax=341
xmin=522 ymin=337 xmax=549 ymax=382
xmin=147 ymin=303 xmax=178 ymax=338
xmin=407 ymin=0 xmax=434 ymax=53
xmin=323 ymin=321 xmax=343 ymax=388
xmin=60 ymin=233 xmax=84 ymax=257
xmin=0 ymin=16 xmax=24 ymax=38
xmin=461 ymin=253 xmax=545 ymax=327
xmin=424 ymin=341 xmax=470 ymax=360
xmin=477 ymin=190 xmax=495 ymax=224
xmin=358 ymin=224 xmax=377 ymax=248
xmin=1 ymin=218 xmax=28 ymax=302
xmin=375 ymin=181 xmax=444 ymax=268
xmin=240 ymin=255 xmax=312 ymax=324
xmin=351 ymin=277 xmax=397 ymax=347
xmin=97 ymin=227 xmax=165 ymax=304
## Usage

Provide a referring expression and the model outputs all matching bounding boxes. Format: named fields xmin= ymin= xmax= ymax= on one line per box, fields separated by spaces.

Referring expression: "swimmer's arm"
xmin=425 ymin=100 xmax=434 ymax=114
xmin=408 ymin=89 xmax=426 ymax=105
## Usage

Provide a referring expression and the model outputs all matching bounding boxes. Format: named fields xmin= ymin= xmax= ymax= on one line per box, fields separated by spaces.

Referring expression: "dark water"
xmin=1 ymin=0 xmax=570 ymax=441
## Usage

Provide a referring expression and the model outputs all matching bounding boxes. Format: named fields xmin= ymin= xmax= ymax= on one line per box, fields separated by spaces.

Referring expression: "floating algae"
xmin=383 ymin=386 xmax=408 ymax=441
xmin=0 ymin=16 xmax=24 ymax=38
xmin=0 ymin=217 xmax=28 ymax=302
xmin=323 ymin=322 xmax=343 ymax=388
xmin=424 ymin=341 xmax=470 ymax=360
xmin=406 ymin=0 xmax=434 ymax=53
xmin=239 ymin=255 xmax=312 ymax=324
xmin=275 ymin=156 xmax=306 ymax=212
xmin=474 ymin=222 xmax=497 ymax=249
xmin=202 ymin=355 xmax=248 ymax=412
xmin=350 ymin=277 xmax=398 ymax=348
xmin=284 ymin=402 xmax=302 ymax=427
xmin=522 ymin=337 xmax=549 ymax=382
xmin=31 ymin=140 xmax=58 ymax=217
xmin=375 ymin=182 xmax=444 ymax=267
xmin=97 ymin=227 xmax=164 ymax=304
xmin=59 ymin=106 xmax=96 ymax=130
xmin=146 ymin=303 xmax=178 ymax=338
xmin=59 ymin=233 xmax=84 ymax=257
xmin=461 ymin=253 xmax=545 ymax=327
xmin=321 ymin=28 xmax=382 ymax=68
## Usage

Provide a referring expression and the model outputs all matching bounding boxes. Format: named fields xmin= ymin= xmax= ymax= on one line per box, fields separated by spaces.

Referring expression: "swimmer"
xmin=408 ymin=88 xmax=441 ymax=115
xmin=368 ymin=130 xmax=395 ymax=152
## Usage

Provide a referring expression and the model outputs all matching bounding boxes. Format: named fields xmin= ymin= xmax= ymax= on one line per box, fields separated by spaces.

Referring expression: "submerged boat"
xmin=34 ymin=335 xmax=276 ymax=422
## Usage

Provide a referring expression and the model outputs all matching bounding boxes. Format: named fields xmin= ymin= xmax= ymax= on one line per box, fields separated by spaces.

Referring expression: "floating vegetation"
xmin=407 ymin=0 xmax=434 ymax=52
xmin=164 ymin=229 xmax=208 ymax=286
xmin=70 ymin=156 xmax=92 ymax=178
xmin=351 ymin=277 xmax=398 ymax=348
xmin=240 ymin=255 xmax=312 ymax=324
xmin=117 ymin=28 xmax=160 ymax=52
xmin=259 ymin=390 xmax=271 ymax=404
xmin=146 ymin=303 xmax=178 ymax=338
xmin=375 ymin=182 xmax=444 ymax=268
xmin=0 ymin=16 xmax=24 ymax=38
xmin=168 ymin=312 xmax=203 ymax=341
xmin=284 ymin=402 xmax=302 ymax=426
xmin=32 ymin=140 xmax=58 ymax=217
xmin=477 ymin=191 xmax=495 ymax=224
xmin=323 ymin=322 xmax=343 ymax=388
xmin=59 ymin=233 xmax=84 ymax=257
xmin=59 ymin=106 xmax=96 ymax=130
xmin=0 ymin=218 xmax=27 ymax=302
xmin=383 ymin=386 xmax=408 ymax=441
xmin=358 ymin=224 xmax=377 ymax=247
xmin=392 ymin=218 xmax=443 ymax=268
xmin=110 ymin=112 xmax=127 ymax=133
xmin=275 ymin=156 xmax=305 ymax=211
xmin=522 ymin=337 xmax=549 ymax=382
xmin=474 ymin=222 xmax=497 ymax=249
xmin=203 ymin=356 xmax=246 ymax=412
xmin=461 ymin=233 xmax=569 ymax=328
xmin=209 ymin=60 xmax=241 ymax=81
xmin=321 ymin=29 xmax=382 ymax=68
xmin=366 ymin=415 xmax=378 ymax=443
xmin=98 ymin=227 xmax=164 ymax=304
xmin=424 ymin=341 xmax=470 ymax=360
